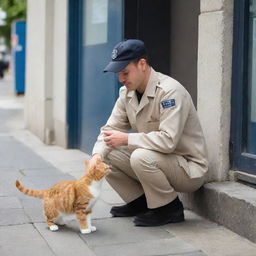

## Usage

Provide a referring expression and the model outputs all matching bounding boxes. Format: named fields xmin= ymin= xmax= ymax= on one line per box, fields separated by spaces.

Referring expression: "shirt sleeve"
xmin=92 ymin=87 xmax=131 ymax=158
xmin=128 ymin=88 xmax=190 ymax=153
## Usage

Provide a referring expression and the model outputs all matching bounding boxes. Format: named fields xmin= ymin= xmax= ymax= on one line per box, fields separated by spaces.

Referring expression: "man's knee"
xmin=105 ymin=149 xmax=122 ymax=165
xmin=130 ymin=148 xmax=157 ymax=171
xmin=106 ymin=148 xmax=133 ymax=169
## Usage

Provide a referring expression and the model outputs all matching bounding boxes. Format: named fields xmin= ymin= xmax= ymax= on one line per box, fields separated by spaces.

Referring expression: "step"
xmin=181 ymin=181 xmax=256 ymax=243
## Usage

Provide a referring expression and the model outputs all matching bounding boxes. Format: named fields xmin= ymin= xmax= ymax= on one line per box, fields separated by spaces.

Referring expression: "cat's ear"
xmin=84 ymin=160 xmax=90 ymax=167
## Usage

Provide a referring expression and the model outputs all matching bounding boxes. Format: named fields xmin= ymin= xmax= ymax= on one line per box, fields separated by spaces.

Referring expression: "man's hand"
xmin=103 ymin=130 xmax=128 ymax=149
xmin=88 ymin=154 xmax=102 ymax=169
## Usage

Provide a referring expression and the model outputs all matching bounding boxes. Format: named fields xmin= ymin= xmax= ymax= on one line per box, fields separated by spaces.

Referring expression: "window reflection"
xmin=84 ymin=0 xmax=108 ymax=46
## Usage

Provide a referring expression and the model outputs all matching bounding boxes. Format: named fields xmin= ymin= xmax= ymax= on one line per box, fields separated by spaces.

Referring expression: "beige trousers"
xmin=105 ymin=147 xmax=204 ymax=209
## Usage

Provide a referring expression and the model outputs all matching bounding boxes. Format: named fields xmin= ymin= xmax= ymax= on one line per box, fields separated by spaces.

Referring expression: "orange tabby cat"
xmin=15 ymin=159 xmax=110 ymax=234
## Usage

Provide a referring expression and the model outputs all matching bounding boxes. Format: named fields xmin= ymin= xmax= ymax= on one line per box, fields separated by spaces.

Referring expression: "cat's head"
xmin=85 ymin=159 xmax=111 ymax=181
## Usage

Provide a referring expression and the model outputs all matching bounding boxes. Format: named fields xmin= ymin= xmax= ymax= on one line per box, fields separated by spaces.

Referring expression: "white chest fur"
xmin=86 ymin=180 xmax=103 ymax=210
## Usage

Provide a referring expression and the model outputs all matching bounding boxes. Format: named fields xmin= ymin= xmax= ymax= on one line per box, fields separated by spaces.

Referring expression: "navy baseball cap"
xmin=103 ymin=39 xmax=146 ymax=73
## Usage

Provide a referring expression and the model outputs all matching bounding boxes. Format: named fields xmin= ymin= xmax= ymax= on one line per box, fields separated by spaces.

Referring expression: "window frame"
xmin=230 ymin=0 xmax=256 ymax=174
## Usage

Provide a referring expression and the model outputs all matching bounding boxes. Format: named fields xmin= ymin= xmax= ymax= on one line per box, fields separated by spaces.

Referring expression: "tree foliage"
xmin=0 ymin=0 xmax=27 ymax=50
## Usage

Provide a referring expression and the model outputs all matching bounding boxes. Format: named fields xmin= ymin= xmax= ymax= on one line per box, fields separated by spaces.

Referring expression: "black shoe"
xmin=133 ymin=197 xmax=185 ymax=226
xmin=110 ymin=194 xmax=148 ymax=217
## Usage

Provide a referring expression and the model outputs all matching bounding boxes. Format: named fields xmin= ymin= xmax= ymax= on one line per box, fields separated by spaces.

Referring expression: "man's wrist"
xmin=124 ymin=133 xmax=129 ymax=145
xmin=92 ymin=153 xmax=101 ymax=159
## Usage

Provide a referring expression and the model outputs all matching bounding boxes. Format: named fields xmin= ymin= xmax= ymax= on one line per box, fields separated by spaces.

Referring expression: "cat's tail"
xmin=15 ymin=180 xmax=47 ymax=199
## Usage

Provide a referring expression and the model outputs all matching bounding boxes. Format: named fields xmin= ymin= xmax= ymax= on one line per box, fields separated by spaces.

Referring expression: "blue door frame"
xmin=67 ymin=0 xmax=83 ymax=149
xmin=67 ymin=0 xmax=123 ymax=153
xmin=230 ymin=0 xmax=256 ymax=174
xmin=13 ymin=21 xmax=26 ymax=94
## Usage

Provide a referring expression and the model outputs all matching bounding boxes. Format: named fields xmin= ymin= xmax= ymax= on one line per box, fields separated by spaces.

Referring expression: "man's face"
xmin=117 ymin=60 xmax=146 ymax=92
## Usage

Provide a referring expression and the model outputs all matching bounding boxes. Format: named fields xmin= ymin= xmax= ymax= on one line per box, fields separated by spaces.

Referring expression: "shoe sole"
xmin=111 ymin=212 xmax=136 ymax=217
xmin=134 ymin=214 xmax=185 ymax=227
xmin=111 ymin=209 xmax=148 ymax=218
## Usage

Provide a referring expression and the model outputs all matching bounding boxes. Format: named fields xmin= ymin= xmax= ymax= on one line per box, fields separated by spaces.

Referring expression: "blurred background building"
xmin=0 ymin=0 xmax=26 ymax=89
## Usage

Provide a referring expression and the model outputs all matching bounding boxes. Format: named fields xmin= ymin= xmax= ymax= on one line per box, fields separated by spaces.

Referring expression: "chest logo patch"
xmin=161 ymin=99 xmax=176 ymax=109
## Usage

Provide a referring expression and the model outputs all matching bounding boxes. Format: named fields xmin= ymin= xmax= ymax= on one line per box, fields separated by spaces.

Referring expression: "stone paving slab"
xmin=0 ymin=181 xmax=21 ymax=197
xmin=24 ymin=207 xmax=46 ymax=223
xmin=176 ymin=252 xmax=208 ymax=256
xmin=0 ymin=224 xmax=55 ymax=256
xmin=92 ymin=237 xmax=206 ymax=256
xmin=0 ymin=167 xmax=21 ymax=172
xmin=0 ymin=196 xmax=22 ymax=209
xmin=66 ymin=170 xmax=84 ymax=179
xmin=100 ymin=188 xmax=124 ymax=205
xmin=0 ymin=170 xmax=24 ymax=197
xmin=77 ymin=217 xmax=174 ymax=246
xmin=38 ymin=149 xmax=89 ymax=164
xmin=20 ymin=167 xmax=65 ymax=176
xmin=94 ymin=238 xmax=206 ymax=256
xmin=0 ymin=208 xmax=30 ymax=226
xmin=165 ymin=211 xmax=256 ymax=256
xmin=91 ymin=199 xmax=112 ymax=219
xmin=0 ymin=136 xmax=53 ymax=169
xmin=0 ymin=109 xmax=24 ymax=133
xmin=0 ymin=169 xmax=23 ymax=180
xmin=35 ymin=222 xmax=96 ymax=256
xmin=102 ymin=179 xmax=114 ymax=191
xmin=56 ymin=217 xmax=205 ymax=256
xmin=19 ymin=196 xmax=43 ymax=208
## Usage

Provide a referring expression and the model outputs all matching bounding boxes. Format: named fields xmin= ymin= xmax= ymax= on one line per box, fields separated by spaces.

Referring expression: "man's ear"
xmin=139 ymin=58 xmax=147 ymax=71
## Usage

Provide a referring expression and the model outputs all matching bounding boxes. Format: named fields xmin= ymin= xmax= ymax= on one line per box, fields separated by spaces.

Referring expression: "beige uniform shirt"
xmin=93 ymin=68 xmax=208 ymax=179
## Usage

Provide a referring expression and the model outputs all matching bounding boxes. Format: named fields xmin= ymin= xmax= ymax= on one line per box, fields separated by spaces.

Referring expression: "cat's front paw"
xmin=91 ymin=226 xmax=97 ymax=232
xmin=81 ymin=228 xmax=91 ymax=234
xmin=49 ymin=225 xmax=59 ymax=231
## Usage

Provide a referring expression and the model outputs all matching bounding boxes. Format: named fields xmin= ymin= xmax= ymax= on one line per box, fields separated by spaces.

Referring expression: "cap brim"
xmin=103 ymin=60 xmax=130 ymax=73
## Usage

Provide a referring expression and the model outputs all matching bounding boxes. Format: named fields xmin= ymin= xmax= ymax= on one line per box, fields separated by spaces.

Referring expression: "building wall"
xmin=197 ymin=0 xmax=234 ymax=181
xmin=25 ymin=0 xmax=49 ymax=141
xmin=25 ymin=0 xmax=68 ymax=147
xmin=170 ymin=0 xmax=200 ymax=106
xmin=25 ymin=0 xmax=54 ymax=143
xmin=52 ymin=0 xmax=68 ymax=148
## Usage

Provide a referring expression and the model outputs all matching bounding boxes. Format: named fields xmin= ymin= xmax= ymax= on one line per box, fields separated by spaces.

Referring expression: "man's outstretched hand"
xmin=88 ymin=154 xmax=102 ymax=169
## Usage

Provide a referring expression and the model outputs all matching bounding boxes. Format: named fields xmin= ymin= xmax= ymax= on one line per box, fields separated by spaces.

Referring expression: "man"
xmin=89 ymin=39 xmax=208 ymax=227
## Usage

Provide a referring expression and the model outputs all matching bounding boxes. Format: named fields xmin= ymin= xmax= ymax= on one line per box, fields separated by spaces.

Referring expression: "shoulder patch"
xmin=161 ymin=99 xmax=176 ymax=109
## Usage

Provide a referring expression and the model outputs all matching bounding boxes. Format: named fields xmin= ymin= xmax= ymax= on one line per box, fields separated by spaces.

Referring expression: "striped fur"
xmin=15 ymin=180 xmax=46 ymax=199
xmin=15 ymin=159 xmax=110 ymax=233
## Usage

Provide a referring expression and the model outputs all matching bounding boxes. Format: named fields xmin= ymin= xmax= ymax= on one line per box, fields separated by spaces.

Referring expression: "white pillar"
xmin=25 ymin=0 xmax=54 ymax=144
xmin=197 ymin=0 xmax=234 ymax=181
xmin=52 ymin=0 xmax=68 ymax=148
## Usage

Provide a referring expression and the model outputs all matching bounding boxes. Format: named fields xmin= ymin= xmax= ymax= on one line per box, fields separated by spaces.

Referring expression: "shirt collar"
xmin=127 ymin=67 xmax=159 ymax=98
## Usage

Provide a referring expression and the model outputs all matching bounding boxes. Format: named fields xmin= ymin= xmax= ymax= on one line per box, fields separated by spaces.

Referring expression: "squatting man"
xmin=89 ymin=39 xmax=208 ymax=227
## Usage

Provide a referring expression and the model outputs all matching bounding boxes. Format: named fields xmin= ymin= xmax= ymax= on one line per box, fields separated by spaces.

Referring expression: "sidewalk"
xmin=0 ymin=77 xmax=256 ymax=256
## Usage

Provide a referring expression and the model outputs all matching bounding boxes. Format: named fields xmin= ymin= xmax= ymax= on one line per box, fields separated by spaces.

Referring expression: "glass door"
xmin=79 ymin=0 xmax=123 ymax=153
